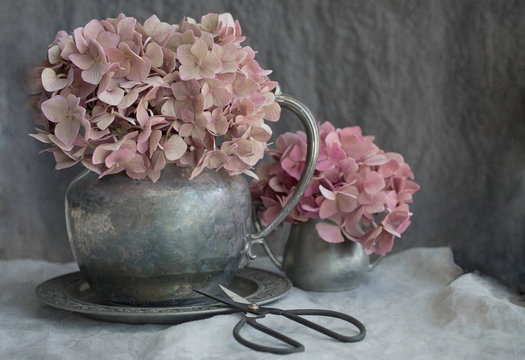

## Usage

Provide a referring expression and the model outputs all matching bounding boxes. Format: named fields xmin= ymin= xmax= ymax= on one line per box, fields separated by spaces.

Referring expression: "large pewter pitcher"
xmin=65 ymin=88 xmax=320 ymax=306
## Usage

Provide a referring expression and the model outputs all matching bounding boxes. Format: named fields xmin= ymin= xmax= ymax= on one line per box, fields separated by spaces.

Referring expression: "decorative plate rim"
xmin=35 ymin=267 xmax=291 ymax=322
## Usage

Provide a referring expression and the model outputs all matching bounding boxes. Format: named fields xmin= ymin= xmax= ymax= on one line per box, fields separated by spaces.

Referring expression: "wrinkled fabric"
xmin=1 ymin=248 xmax=523 ymax=359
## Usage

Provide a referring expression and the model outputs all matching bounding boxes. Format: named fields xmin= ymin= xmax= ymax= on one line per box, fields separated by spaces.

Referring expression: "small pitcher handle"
xmin=241 ymin=87 xmax=320 ymax=269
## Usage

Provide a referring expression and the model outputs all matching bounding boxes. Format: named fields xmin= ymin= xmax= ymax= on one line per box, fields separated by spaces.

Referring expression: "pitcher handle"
xmin=241 ymin=87 xmax=320 ymax=270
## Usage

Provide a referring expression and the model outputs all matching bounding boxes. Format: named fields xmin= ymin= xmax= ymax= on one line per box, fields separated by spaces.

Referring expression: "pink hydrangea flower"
xmin=177 ymin=38 xmax=222 ymax=80
xmin=30 ymin=13 xmax=281 ymax=182
xmin=251 ymin=122 xmax=420 ymax=256
xmin=40 ymin=94 xmax=88 ymax=146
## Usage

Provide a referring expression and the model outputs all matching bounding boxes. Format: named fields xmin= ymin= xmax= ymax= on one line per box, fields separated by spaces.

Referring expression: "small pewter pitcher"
xmin=256 ymin=219 xmax=381 ymax=292
xmin=65 ymin=87 xmax=320 ymax=306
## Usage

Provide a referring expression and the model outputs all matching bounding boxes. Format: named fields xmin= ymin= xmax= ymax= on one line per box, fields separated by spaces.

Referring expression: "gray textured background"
xmin=0 ymin=0 xmax=523 ymax=292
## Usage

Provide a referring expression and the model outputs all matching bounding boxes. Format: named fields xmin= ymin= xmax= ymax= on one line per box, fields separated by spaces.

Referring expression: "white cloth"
xmin=1 ymin=247 xmax=523 ymax=360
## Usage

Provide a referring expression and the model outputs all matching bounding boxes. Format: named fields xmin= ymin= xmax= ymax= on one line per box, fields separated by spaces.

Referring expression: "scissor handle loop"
xmin=233 ymin=316 xmax=305 ymax=354
xmin=276 ymin=308 xmax=366 ymax=342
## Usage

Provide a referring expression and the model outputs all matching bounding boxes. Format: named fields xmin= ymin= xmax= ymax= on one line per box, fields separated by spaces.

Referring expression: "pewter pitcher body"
xmin=259 ymin=219 xmax=381 ymax=292
xmin=66 ymin=166 xmax=251 ymax=306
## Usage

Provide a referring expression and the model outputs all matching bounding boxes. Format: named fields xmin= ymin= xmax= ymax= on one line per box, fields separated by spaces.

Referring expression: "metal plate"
xmin=35 ymin=267 xmax=291 ymax=324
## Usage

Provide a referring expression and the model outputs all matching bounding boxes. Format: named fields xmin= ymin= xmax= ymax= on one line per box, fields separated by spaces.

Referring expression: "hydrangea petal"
xmin=99 ymin=87 xmax=125 ymax=106
xmin=81 ymin=60 xmax=108 ymax=85
xmin=179 ymin=63 xmax=200 ymax=81
xmin=319 ymin=199 xmax=339 ymax=219
xmin=263 ymin=102 xmax=281 ymax=122
xmin=177 ymin=44 xmax=195 ymax=65
xmin=124 ymin=154 xmax=147 ymax=174
xmin=191 ymin=38 xmax=208 ymax=60
xmin=164 ymin=134 xmax=187 ymax=161
xmin=41 ymin=95 xmax=67 ymax=122
xmin=93 ymin=111 xmax=115 ymax=130
xmin=319 ymin=185 xmax=336 ymax=200
xmin=315 ymin=222 xmax=344 ymax=243
xmin=69 ymin=53 xmax=94 ymax=70
xmin=200 ymin=53 xmax=221 ymax=78
xmin=41 ymin=68 xmax=69 ymax=92
xmin=55 ymin=116 xmax=80 ymax=146
xmin=363 ymin=171 xmax=385 ymax=195
xmin=48 ymin=45 xmax=62 ymax=64
xmin=146 ymin=42 xmax=164 ymax=67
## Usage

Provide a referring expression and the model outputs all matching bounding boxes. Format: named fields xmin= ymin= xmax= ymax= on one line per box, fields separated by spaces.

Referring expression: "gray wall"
xmin=0 ymin=0 xmax=523 ymax=292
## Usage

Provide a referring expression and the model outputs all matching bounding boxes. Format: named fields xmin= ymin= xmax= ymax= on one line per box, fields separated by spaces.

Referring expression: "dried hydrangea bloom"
xmin=30 ymin=13 xmax=281 ymax=182
xmin=250 ymin=122 xmax=420 ymax=256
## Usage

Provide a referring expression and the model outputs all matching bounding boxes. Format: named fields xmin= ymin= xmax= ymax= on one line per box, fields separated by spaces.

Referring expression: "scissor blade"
xmin=219 ymin=284 xmax=252 ymax=305
xmin=193 ymin=289 xmax=245 ymax=311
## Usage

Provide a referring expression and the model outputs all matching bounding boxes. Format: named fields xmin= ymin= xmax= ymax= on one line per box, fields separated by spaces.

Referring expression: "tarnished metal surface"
xmin=66 ymin=166 xmax=251 ymax=306
xmin=35 ymin=268 xmax=291 ymax=324
xmin=282 ymin=220 xmax=371 ymax=292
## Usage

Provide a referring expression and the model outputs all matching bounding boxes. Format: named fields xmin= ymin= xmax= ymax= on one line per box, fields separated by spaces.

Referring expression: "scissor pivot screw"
xmin=248 ymin=304 xmax=259 ymax=310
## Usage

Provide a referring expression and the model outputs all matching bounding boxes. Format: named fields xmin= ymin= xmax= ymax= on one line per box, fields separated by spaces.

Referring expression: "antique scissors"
xmin=194 ymin=285 xmax=366 ymax=354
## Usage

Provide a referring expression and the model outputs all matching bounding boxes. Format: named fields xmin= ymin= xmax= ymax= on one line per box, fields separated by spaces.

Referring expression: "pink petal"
xmin=55 ymin=117 xmax=80 ymax=146
xmin=124 ymin=154 xmax=146 ymax=174
xmin=205 ymin=150 xmax=228 ymax=168
xmin=363 ymin=171 xmax=385 ymax=195
xmin=171 ymin=82 xmax=189 ymax=99
xmin=374 ymin=231 xmax=395 ymax=256
xmin=29 ymin=132 xmax=51 ymax=143
xmin=319 ymin=185 xmax=336 ymax=200
xmin=83 ymin=20 xmax=104 ymax=40
xmin=179 ymin=63 xmax=201 ymax=81
xmin=118 ymin=88 xmax=139 ymax=108
xmin=97 ymin=31 xmax=120 ymax=50
xmin=337 ymin=192 xmax=359 ymax=212
xmin=105 ymin=148 xmax=134 ymax=168
xmin=179 ymin=123 xmax=193 ymax=137
xmin=53 ymin=150 xmax=79 ymax=170
xmin=164 ymin=134 xmax=187 ymax=161
xmin=177 ymin=44 xmax=195 ymax=65
xmin=48 ymin=134 xmax=74 ymax=151
xmin=93 ymin=111 xmax=115 ymax=130
xmin=263 ymin=102 xmax=281 ymax=122
xmin=146 ymin=42 xmax=163 ymax=67
xmin=201 ymin=13 xmax=219 ymax=32
xmin=69 ymin=53 xmax=94 ymax=70
xmin=136 ymin=99 xmax=149 ymax=127
xmin=233 ymin=74 xmax=257 ymax=97
xmin=250 ymin=124 xmax=272 ymax=142
xmin=98 ymin=87 xmax=125 ymax=106
xmin=92 ymin=147 xmax=111 ymax=164
xmin=116 ymin=17 xmax=137 ymax=41
xmin=41 ymin=68 xmax=69 ymax=91
xmin=191 ymin=38 xmax=208 ymax=61
xmin=319 ymin=199 xmax=339 ymax=219
xmin=385 ymin=191 xmax=398 ymax=211
xmin=41 ymin=96 xmax=67 ymax=122
xmin=212 ymin=87 xmax=231 ymax=107
xmin=315 ymin=222 xmax=345 ymax=243
xmin=301 ymin=203 xmax=320 ymax=212
xmin=128 ymin=56 xmax=151 ymax=83
xmin=81 ymin=61 xmax=108 ymax=85
xmin=47 ymin=45 xmax=62 ymax=64
xmin=261 ymin=206 xmax=281 ymax=226
xmin=364 ymin=154 xmax=389 ymax=166
xmin=200 ymin=53 xmax=221 ymax=79
xmin=148 ymin=151 xmax=166 ymax=183
xmin=149 ymin=129 xmax=163 ymax=157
